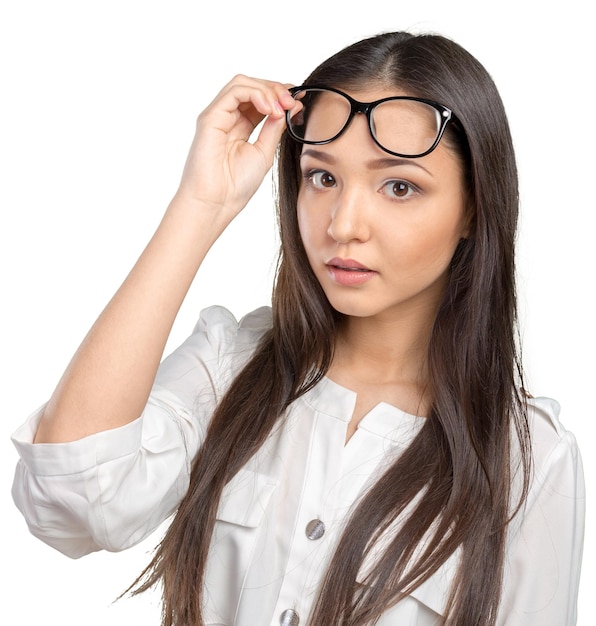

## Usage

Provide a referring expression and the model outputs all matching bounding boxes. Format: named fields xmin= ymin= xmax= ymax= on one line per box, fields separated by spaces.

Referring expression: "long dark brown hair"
xmin=130 ymin=31 xmax=531 ymax=625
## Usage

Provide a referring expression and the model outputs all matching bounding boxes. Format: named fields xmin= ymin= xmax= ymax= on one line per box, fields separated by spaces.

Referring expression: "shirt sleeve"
xmin=10 ymin=305 xmax=271 ymax=559
xmin=498 ymin=397 xmax=585 ymax=625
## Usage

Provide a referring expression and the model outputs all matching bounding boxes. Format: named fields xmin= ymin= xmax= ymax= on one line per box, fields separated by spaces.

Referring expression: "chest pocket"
xmin=354 ymin=575 xmax=443 ymax=625
xmin=216 ymin=467 xmax=277 ymax=527
xmin=354 ymin=543 xmax=458 ymax=625
xmin=371 ymin=596 xmax=442 ymax=625
xmin=204 ymin=468 xmax=278 ymax=625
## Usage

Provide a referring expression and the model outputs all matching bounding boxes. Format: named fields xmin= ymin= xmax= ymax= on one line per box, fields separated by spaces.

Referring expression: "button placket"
xmin=271 ymin=404 xmax=347 ymax=625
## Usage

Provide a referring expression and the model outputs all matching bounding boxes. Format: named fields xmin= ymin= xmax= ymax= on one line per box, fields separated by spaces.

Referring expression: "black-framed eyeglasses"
xmin=286 ymin=86 xmax=453 ymax=158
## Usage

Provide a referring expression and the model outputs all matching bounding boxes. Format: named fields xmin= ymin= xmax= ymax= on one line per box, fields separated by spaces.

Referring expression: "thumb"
xmin=252 ymin=113 xmax=289 ymax=168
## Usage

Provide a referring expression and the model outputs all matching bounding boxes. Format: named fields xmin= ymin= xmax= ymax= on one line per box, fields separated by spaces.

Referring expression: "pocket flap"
xmin=355 ymin=545 xmax=460 ymax=617
xmin=216 ymin=468 xmax=277 ymax=528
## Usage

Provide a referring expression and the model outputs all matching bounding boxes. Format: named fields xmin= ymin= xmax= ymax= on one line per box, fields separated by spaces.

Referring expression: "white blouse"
xmin=11 ymin=306 xmax=585 ymax=625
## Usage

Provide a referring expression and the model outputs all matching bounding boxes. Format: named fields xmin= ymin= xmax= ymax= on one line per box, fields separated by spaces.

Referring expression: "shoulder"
xmin=192 ymin=305 xmax=272 ymax=347
xmin=153 ymin=305 xmax=272 ymax=403
xmin=522 ymin=395 xmax=584 ymax=507
xmin=526 ymin=396 xmax=581 ymax=466
xmin=181 ymin=304 xmax=272 ymax=364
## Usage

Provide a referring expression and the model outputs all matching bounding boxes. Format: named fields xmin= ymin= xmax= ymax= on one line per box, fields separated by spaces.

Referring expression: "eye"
xmin=306 ymin=169 xmax=336 ymax=189
xmin=381 ymin=179 xmax=417 ymax=200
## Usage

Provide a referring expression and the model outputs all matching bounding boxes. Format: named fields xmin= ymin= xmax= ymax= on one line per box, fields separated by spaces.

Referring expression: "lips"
xmin=327 ymin=257 xmax=372 ymax=271
xmin=325 ymin=257 xmax=377 ymax=286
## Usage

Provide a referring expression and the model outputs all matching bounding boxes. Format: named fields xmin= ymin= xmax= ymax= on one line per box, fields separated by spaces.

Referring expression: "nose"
xmin=327 ymin=184 xmax=371 ymax=244
xmin=325 ymin=113 xmax=374 ymax=244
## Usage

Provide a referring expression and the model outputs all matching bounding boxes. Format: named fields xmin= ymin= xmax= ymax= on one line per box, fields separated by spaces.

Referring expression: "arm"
xmin=499 ymin=405 xmax=585 ymax=625
xmin=34 ymin=76 xmax=296 ymax=444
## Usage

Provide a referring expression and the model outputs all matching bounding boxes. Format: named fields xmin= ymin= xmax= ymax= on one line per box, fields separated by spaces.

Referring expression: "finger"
xmin=210 ymin=76 xmax=295 ymax=127
xmin=250 ymin=113 xmax=288 ymax=169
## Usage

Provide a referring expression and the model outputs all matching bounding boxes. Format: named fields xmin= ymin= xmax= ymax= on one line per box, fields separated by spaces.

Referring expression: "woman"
xmin=12 ymin=31 xmax=584 ymax=625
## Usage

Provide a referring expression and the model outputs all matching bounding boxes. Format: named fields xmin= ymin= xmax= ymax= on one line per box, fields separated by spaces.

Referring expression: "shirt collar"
xmin=302 ymin=376 xmax=425 ymax=445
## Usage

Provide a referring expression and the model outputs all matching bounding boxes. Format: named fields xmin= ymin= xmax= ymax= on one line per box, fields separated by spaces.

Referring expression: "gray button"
xmin=280 ymin=608 xmax=300 ymax=626
xmin=305 ymin=518 xmax=326 ymax=540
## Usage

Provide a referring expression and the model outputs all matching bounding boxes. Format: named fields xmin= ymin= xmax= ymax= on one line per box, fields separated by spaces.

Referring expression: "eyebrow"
xmin=300 ymin=148 xmax=433 ymax=176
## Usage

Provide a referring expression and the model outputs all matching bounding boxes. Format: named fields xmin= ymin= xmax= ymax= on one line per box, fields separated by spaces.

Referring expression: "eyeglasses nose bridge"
xmin=345 ymin=99 xmax=375 ymax=136
xmin=349 ymin=98 xmax=375 ymax=121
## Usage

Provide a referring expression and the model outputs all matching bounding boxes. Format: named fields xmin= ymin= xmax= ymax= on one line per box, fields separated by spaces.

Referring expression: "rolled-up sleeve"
xmin=11 ymin=305 xmax=271 ymax=558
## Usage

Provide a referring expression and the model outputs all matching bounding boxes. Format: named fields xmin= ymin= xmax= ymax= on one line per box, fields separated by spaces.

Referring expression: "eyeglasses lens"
xmin=288 ymin=89 xmax=443 ymax=157
xmin=289 ymin=89 xmax=351 ymax=143
xmin=372 ymin=99 xmax=442 ymax=157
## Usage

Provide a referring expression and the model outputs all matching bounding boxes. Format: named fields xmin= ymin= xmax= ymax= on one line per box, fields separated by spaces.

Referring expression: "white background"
xmin=1 ymin=1 xmax=593 ymax=623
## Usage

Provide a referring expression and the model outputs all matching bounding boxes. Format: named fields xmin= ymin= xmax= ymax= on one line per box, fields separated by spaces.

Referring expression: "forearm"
xmin=32 ymin=76 xmax=294 ymax=444
xmin=35 ymin=196 xmax=225 ymax=443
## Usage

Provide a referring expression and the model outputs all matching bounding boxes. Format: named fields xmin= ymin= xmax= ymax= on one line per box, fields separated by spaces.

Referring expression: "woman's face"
xmin=297 ymin=86 xmax=469 ymax=324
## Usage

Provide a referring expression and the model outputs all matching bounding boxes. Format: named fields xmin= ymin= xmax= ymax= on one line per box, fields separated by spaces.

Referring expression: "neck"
xmin=327 ymin=311 xmax=434 ymax=422
xmin=336 ymin=312 xmax=431 ymax=382
xmin=344 ymin=275 xmax=443 ymax=365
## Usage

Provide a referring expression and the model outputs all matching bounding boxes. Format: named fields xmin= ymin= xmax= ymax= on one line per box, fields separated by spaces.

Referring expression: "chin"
xmin=324 ymin=294 xmax=384 ymax=319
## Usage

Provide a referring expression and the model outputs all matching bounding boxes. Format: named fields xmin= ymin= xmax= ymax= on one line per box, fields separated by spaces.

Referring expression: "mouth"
xmin=325 ymin=257 xmax=377 ymax=286
xmin=326 ymin=257 xmax=373 ymax=272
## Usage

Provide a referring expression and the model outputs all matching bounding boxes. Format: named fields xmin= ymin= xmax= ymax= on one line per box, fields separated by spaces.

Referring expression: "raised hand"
xmin=174 ymin=75 xmax=296 ymax=226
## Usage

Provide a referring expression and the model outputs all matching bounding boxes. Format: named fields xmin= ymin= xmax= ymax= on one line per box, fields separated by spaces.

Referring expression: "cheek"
xmin=392 ymin=204 xmax=466 ymax=272
xmin=297 ymin=199 xmax=325 ymax=251
xmin=296 ymin=203 xmax=309 ymax=250
xmin=427 ymin=215 xmax=464 ymax=255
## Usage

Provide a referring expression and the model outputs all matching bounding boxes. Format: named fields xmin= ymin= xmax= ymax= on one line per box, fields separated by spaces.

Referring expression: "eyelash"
xmin=303 ymin=168 xmax=420 ymax=201
xmin=380 ymin=179 xmax=419 ymax=200
xmin=303 ymin=169 xmax=336 ymax=190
